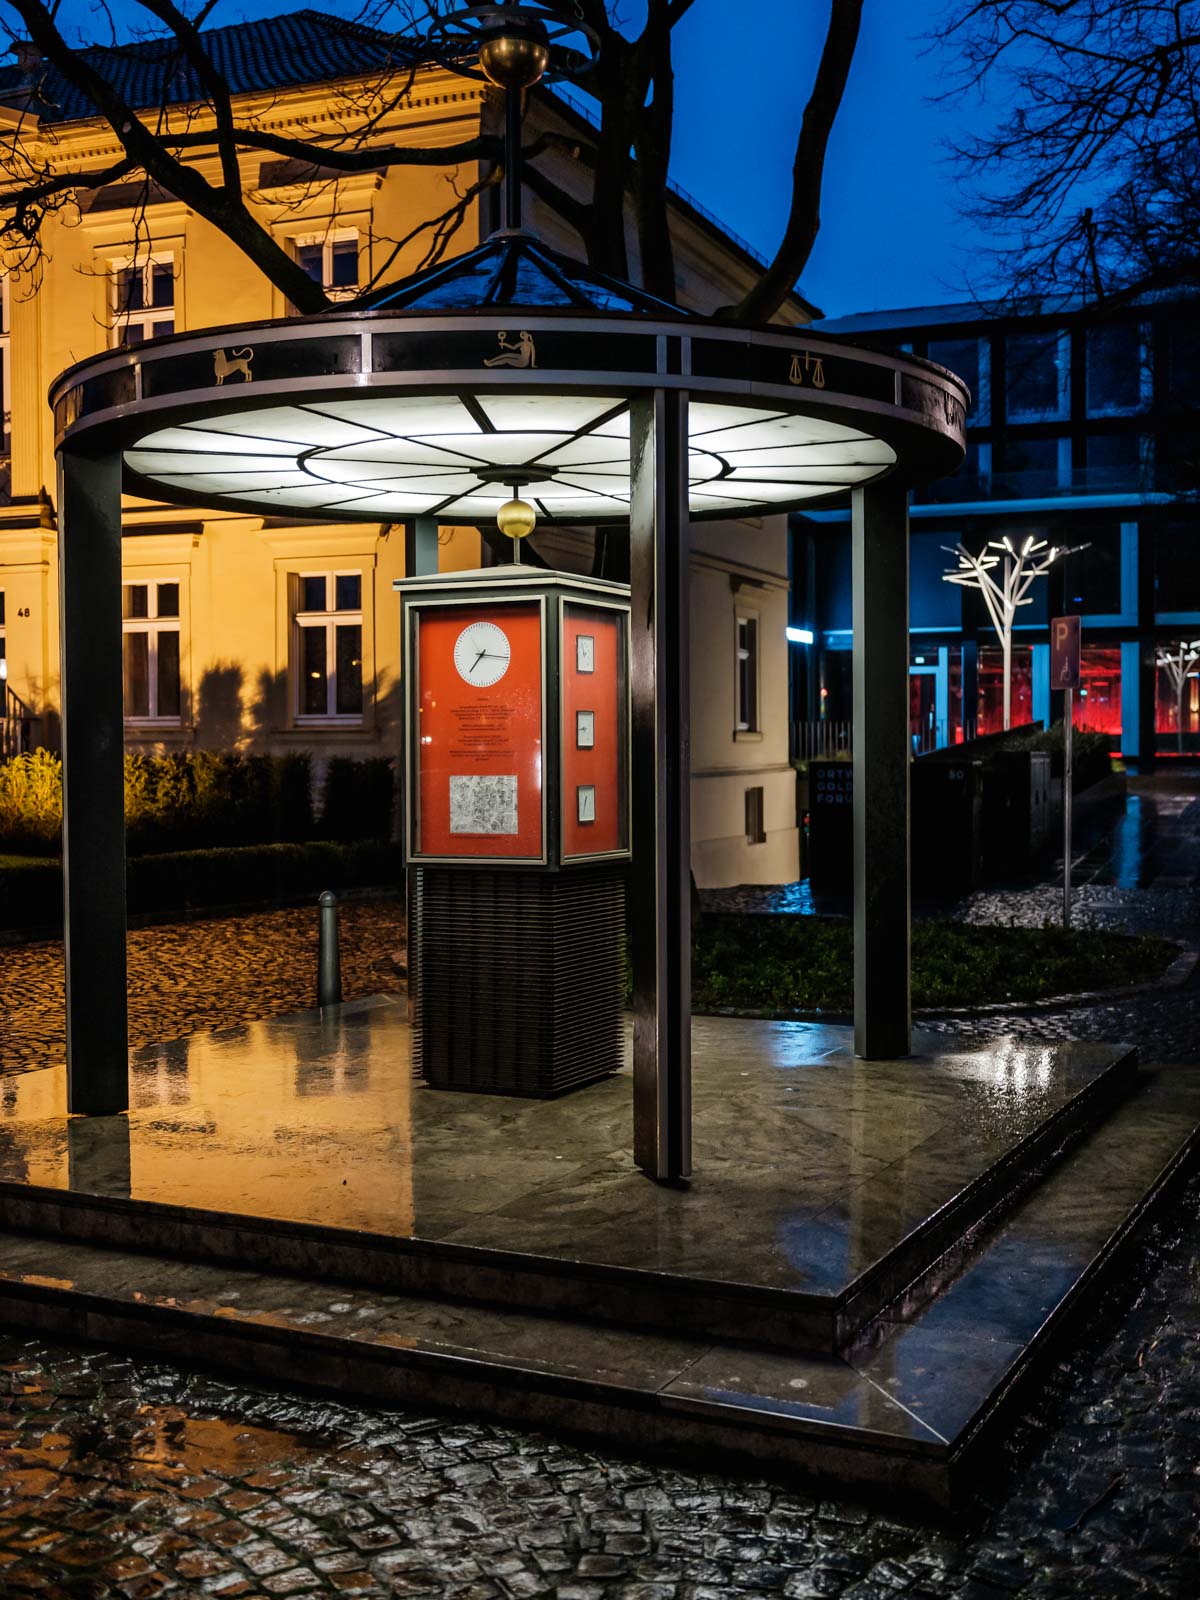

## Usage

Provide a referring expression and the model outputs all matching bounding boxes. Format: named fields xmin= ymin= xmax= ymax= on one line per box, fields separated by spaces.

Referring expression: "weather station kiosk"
xmin=398 ymin=523 xmax=631 ymax=1097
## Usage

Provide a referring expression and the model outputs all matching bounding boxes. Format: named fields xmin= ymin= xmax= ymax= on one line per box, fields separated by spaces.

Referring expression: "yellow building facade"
xmin=0 ymin=31 xmax=800 ymax=886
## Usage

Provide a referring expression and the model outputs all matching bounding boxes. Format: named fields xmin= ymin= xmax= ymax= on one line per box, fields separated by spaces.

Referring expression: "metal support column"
xmin=852 ymin=479 xmax=911 ymax=1060
xmin=58 ymin=446 xmax=128 ymax=1114
xmin=403 ymin=517 xmax=439 ymax=1031
xmin=629 ymin=389 xmax=691 ymax=1180
xmin=403 ymin=516 xmax=439 ymax=579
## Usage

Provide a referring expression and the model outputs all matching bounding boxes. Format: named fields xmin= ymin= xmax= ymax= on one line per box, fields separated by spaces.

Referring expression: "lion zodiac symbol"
xmin=213 ymin=346 xmax=254 ymax=385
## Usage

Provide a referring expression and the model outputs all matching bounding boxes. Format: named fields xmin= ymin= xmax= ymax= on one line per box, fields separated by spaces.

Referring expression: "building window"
xmin=0 ymin=588 xmax=6 ymax=714
xmin=977 ymin=644 xmax=1033 ymax=735
xmin=295 ymin=573 xmax=363 ymax=719
xmin=736 ymin=614 xmax=759 ymax=733
xmin=123 ymin=580 xmax=181 ymax=720
xmin=1084 ymin=433 xmax=1150 ymax=492
xmin=1155 ymin=522 xmax=1200 ymax=615
xmin=1006 ymin=330 xmax=1070 ymax=422
xmin=1086 ymin=322 xmax=1152 ymax=416
xmin=1077 ymin=646 xmax=1122 ymax=735
xmin=1001 ymin=435 xmax=1070 ymax=494
xmin=927 ymin=336 xmax=990 ymax=425
xmin=112 ymin=257 xmax=175 ymax=346
xmin=296 ymin=232 xmax=359 ymax=300
xmin=1156 ymin=643 xmax=1200 ymax=750
xmin=1061 ymin=525 xmax=1122 ymax=615
xmin=744 ymin=786 xmax=766 ymax=845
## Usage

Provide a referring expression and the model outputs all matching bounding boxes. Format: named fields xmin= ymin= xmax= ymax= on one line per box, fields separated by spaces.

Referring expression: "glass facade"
xmin=1006 ymin=331 xmax=1069 ymax=422
xmin=977 ymin=646 xmax=1033 ymax=735
xmin=1086 ymin=322 xmax=1151 ymax=416
xmin=1076 ymin=646 xmax=1122 ymax=735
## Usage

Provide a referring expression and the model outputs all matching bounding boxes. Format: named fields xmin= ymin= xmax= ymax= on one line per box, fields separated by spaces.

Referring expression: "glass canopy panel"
xmin=126 ymin=393 xmax=897 ymax=518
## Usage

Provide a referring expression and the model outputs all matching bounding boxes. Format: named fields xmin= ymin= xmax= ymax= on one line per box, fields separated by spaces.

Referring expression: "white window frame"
xmin=735 ymin=610 xmax=760 ymax=735
xmin=110 ymin=252 xmax=176 ymax=347
xmin=294 ymin=228 xmax=360 ymax=302
xmin=123 ymin=578 xmax=182 ymax=724
xmin=294 ymin=571 xmax=364 ymax=722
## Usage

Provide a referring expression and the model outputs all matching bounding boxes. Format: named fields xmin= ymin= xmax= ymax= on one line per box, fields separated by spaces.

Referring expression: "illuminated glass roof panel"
xmin=126 ymin=394 xmax=897 ymax=522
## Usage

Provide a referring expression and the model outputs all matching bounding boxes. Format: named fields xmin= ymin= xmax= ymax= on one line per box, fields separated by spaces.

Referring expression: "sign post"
xmin=1051 ymin=616 xmax=1082 ymax=928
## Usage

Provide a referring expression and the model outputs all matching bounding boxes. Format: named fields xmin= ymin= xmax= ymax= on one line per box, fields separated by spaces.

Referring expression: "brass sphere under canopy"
xmin=497 ymin=496 xmax=537 ymax=540
xmin=478 ymin=24 xmax=550 ymax=89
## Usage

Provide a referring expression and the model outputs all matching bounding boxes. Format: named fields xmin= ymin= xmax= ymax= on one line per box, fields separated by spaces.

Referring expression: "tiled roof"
xmin=0 ymin=9 xmax=419 ymax=123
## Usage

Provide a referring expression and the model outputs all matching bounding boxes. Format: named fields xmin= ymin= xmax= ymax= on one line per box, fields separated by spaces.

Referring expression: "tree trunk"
xmin=1002 ymin=634 xmax=1012 ymax=731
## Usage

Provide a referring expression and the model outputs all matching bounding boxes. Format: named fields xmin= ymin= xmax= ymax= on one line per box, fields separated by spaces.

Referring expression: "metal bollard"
xmin=317 ymin=889 xmax=343 ymax=1008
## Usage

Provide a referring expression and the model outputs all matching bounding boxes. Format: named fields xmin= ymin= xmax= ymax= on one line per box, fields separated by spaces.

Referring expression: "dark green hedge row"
xmin=0 ymin=840 xmax=403 ymax=932
xmin=0 ymin=750 xmax=397 ymax=856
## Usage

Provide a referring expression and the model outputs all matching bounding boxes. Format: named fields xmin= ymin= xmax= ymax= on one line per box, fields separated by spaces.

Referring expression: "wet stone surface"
xmin=0 ymin=898 xmax=407 ymax=1076
xmin=0 ymin=1172 xmax=1196 ymax=1597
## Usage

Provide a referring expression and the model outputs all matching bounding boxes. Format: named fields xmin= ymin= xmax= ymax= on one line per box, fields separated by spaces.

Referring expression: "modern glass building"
xmin=790 ymin=296 xmax=1199 ymax=762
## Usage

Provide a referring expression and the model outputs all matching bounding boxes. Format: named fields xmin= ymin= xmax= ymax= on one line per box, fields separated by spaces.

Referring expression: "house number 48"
xmin=16 ymin=607 xmax=29 ymax=617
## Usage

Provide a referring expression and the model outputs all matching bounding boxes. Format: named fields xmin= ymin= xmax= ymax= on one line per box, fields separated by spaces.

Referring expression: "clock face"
xmin=453 ymin=620 xmax=512 ymax=687
xmin=576 ymin=634 xmax=595 ymax=673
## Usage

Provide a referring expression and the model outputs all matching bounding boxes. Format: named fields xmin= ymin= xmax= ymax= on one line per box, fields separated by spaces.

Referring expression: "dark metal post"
xmin=852 ymin=479 xmax=912 ymax=1059
xmin=629 ymin=389 xmax=691 ymax=1180
xmin=402 ymin=518 xmax=438 ymax=1028
xmin=505 ymin=88 xmax=522 ymax=230
xmin=317 ymin=890 xmax=343 ymax=1007
xmin=403 ymin=516 xmax=439 ymax=579
xmin=58 ymin=446 xmax=128 ymax=1114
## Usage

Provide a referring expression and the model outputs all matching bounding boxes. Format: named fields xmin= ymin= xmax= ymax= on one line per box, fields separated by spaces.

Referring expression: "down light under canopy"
xmin=125 ymin=393 xmax=897 ymax=523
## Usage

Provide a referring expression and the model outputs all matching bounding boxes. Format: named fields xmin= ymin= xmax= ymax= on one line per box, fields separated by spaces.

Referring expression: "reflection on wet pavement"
xmin=0 ymin=995 xmax=1131 ymax=1302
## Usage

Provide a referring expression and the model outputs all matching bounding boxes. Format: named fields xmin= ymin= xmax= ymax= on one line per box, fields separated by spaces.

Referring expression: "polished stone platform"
xmin=0 ymin=998 xmax=1141 ymax=1349
xmin=0 ymin=1053 xmax=1196 ymax=1509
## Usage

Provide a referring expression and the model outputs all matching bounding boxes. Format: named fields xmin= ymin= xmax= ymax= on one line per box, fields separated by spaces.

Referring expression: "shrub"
xmin=0 ymin=749 xmax=63 ymax=853
xmin=319 ymin=756 xmax=396 ymax=842
xmin=0 ymin=839 xmax=404 ymax=931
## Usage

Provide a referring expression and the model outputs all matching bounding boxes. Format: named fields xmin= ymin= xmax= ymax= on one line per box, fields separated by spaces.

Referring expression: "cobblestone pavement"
xmin=0 ymin=1170 xmax=1195 ymax=1599
xmin=0 ymin=897 xmax=407 ymax=1075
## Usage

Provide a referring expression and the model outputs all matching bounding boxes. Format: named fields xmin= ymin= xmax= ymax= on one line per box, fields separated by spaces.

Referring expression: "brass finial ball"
xmin=497 ymin=496 xmax=537 ymax=541
xmin=478 ymin=22 xmax=550 ymax=89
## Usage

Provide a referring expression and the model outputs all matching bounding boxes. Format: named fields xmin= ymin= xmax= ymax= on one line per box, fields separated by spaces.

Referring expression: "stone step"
xmin=0 ymin=1066 xmax=1193 ymax=1511
xmin=0 ymin=1023 xmax=1139 ymax=1357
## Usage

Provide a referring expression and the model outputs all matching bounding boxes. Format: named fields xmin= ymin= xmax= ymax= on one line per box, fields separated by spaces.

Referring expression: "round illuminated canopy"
xmin=122 ymin=393 xmax=898 ymax=523
xmin=50 ymin=241 xmax=967 ymax=527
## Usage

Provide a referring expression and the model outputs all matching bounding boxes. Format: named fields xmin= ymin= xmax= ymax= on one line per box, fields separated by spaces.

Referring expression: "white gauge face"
xmin=453 ymin=620 xmax=512 ymax=687
xmin=576 ymin=709 xmax=595 ymax=749
xmin=576 ymin=634 xmax=595 ymax=673
xmin=577 ymin=784 xmax=596 ymax=824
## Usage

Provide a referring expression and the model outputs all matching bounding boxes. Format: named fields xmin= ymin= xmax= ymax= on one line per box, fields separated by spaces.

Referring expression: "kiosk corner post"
xmin=851 ymin=478 xmax=912 ymax=1061
xmin=629 ymin=389 xmax=692 ymax=1181
xmin=58 ymin=445 xmax=129 ymax=1114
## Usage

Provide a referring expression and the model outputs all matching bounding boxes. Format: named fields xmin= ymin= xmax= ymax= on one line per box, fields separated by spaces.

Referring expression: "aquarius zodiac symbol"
xmin=788 ymin=351 xmax=825 ymax=388
xmin=484 ymin=330 xmax=537 ymax=369
xmin=213 ymin=347 xmax=254 ymax=385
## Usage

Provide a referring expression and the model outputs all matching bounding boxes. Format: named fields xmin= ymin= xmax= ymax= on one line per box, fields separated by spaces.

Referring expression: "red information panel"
xmin=414 ymin=601 xmax=544 ymax=859
xmin=561 ymin=604 xmax=625 ymax=859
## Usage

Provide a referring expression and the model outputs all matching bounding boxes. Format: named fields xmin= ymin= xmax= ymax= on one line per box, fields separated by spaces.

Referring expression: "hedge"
xmin=0 ymin=840 xmax=403 ymax=932
xmin=0 ymin=749 xmax=397 ymax=856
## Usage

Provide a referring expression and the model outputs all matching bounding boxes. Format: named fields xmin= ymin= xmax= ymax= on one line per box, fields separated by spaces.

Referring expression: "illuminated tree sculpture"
xmin=942 ymin=536 xmax=1084 ymax=731
xmin=1156 ymin=639 xmax=1200 ymax=753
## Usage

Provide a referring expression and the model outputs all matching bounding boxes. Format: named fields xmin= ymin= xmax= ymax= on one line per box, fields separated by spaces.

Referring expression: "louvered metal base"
xmin=412 ymin=866 xmax=626 ymax=1096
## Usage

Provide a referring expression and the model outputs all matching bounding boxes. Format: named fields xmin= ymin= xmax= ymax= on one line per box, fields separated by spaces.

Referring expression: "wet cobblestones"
xmin=0 ymin=1172 xmax=1196 ymax=1597
xmin=0 ymin=897 xmax=406 ymax=1076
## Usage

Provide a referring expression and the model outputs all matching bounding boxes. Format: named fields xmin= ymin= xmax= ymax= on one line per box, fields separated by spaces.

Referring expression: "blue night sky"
xmin=49 ymin=0 xmax=986 ymax=321
xmin=668 ymin=0 xmax=980 ymax=320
